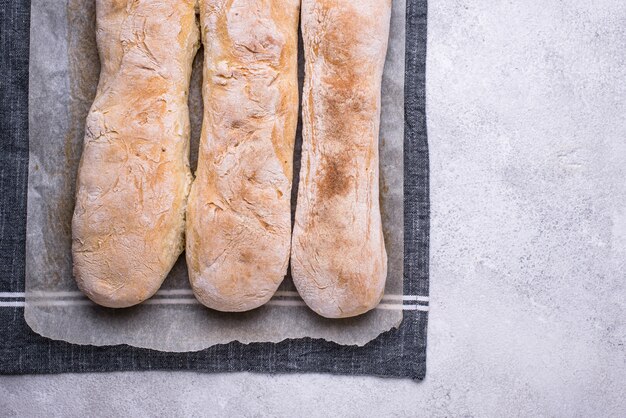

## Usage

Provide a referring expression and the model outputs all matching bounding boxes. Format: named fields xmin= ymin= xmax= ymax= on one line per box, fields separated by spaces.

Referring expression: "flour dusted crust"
xmin=186 ymin=0 xmax=300 ymax=311
xmin=72 ymin=0 xmax=200 ymax=308
xmin=291 ymin=0 xmax=391 ymax=318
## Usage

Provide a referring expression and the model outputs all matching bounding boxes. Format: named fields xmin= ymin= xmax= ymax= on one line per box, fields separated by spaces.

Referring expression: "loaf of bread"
xmin=291 ymin=0 xmax=391 ymax=318
xmin=72 ymin=0 xmax=200 ymax=308
xmin=186 ymin=0 xmax=300 ymax=311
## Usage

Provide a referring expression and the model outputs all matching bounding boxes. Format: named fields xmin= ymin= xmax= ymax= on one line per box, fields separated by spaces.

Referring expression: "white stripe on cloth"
xmin=0 ymin=300 xmax=429 ymax=311
xmin=0 ymin=291 xmax=429 ymax=311
xmin=0 ymin=292 xmax=26 ymax=298
xmin=20 ymin=290 xmax=429 ymax=302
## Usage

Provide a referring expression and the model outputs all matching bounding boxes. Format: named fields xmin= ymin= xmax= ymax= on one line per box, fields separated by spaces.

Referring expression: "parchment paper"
xmin=25 ymin=0 xmax=405 ymax=352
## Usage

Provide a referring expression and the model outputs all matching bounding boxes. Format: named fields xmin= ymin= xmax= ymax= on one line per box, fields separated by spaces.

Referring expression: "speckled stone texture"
xmin=1 ymin=0 xmax=624 ymax=416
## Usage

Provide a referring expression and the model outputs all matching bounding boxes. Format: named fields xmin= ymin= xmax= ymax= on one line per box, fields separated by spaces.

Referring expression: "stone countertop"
xmin=1 ymin=0 xmax=624 ymax=416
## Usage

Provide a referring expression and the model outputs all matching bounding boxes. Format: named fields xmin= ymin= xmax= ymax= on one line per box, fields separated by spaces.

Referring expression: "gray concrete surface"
xmin=2 ymin=0 xmax=625 ymax=416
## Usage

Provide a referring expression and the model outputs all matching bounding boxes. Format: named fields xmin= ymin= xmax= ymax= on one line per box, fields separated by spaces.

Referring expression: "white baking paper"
xmin=24 ymin=0 xmax=405 ymax=351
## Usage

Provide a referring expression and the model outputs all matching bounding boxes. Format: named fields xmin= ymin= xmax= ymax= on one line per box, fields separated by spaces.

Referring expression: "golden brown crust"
xmin=72 ymin=0 xmax=200 ymax=308
xmin=186 ymin=0 xmax=300 ymax=312
xmin=291 ymin=0 xmax=391 ymax=318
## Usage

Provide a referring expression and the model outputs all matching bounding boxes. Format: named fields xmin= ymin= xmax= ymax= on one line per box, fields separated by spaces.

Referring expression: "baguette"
xmin=72 ymin=0 xmax=200 ymax=308
xmin=291 ymin=0 xmax=391 ymax=318
xmin=187 ymin=0 xmax=300 ymax=311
